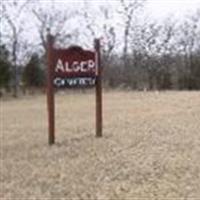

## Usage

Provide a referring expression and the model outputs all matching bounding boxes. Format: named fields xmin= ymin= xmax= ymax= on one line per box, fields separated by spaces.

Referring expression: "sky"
xmin=3 ymin=0 xmax=200 ymax=20
xmin=89 ymin=0 xmax=200 ymax=18
xmin=146 ymin=0 xmax=200 ymax=19
xmin=1 ymin=0 xmax=200 ymax=63
xmin=50 ymin=0 xmax=200 ymax=16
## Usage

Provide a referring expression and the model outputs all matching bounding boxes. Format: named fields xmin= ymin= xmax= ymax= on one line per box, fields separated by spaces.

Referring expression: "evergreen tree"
xmin=23 ymin=53 xmax=45 ymax=88
xmin=0 ymin=45 xmax=11 ymax=90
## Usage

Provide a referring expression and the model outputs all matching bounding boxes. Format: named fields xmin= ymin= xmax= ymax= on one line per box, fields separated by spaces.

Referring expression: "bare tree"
xmin=31 ymin=2 xmax=77 ymax=52
xmin=119 ymin=0 xmax=146 ymax=67
xmin=82 ymin=2 xmax=117 ymax=61
xmin=1 ymin=0 xmax=31 ymax=97
xmin=177 ymin=9 xmax=200 ymax=89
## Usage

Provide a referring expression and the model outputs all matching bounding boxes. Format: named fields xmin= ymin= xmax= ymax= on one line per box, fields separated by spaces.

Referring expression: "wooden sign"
xmin=53 ymin=46 xmax=97 ymax=88
xmin=46 ymin=35 xmax=103 ymax=145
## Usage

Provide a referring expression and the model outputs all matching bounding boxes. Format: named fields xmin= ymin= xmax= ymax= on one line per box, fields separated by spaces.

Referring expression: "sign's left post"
xmin=47 ymin=34 xmax=55 ymax=145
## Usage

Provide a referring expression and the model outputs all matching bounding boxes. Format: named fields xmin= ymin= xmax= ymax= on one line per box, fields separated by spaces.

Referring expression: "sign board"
xmin=52 ymin=46 xmax=96 ymax=88
xmin=46 ymin=35 xmax=103 ymax=145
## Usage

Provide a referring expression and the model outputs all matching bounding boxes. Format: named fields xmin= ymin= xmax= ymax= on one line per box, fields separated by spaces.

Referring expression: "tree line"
xmin=0 ymin=0 xmax=200 ymax=97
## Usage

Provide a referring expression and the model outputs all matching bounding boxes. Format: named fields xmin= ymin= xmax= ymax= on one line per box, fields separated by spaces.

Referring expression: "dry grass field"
xmin=1 ymin=90 xmax=200 ymax=199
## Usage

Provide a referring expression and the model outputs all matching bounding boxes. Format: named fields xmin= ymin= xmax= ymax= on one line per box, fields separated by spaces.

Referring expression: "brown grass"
xmin=1 ymin=90 xmax=200 ymax=199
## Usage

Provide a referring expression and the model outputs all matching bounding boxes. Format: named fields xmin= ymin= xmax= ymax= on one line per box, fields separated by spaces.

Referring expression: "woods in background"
xmin=0 ymin=0 xmax=200 ymax=97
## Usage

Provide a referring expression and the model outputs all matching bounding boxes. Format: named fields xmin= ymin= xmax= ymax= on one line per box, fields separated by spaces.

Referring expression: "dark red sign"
xmin=53 ymin=46 xmax=96 ymax=78
xmin=46 ymin=36 xmax=102 ymax=145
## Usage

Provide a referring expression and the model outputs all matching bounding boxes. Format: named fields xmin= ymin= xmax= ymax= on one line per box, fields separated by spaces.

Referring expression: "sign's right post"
xmin=47 ymin=34 xmax=55 ymax=145
xmin=95 ymin=39 xmax=103 ymax=137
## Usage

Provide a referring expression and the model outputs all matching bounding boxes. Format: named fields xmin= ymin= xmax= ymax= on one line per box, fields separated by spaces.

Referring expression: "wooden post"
xmin=47 ymin=34 xmax=55 ymax=145
xmin=95 ymin=39 xmax=103 ymax=137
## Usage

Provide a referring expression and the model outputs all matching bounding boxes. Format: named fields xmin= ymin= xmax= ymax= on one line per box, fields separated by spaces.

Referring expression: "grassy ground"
xmin=1 ymin=90 xmax=200 ymax=199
